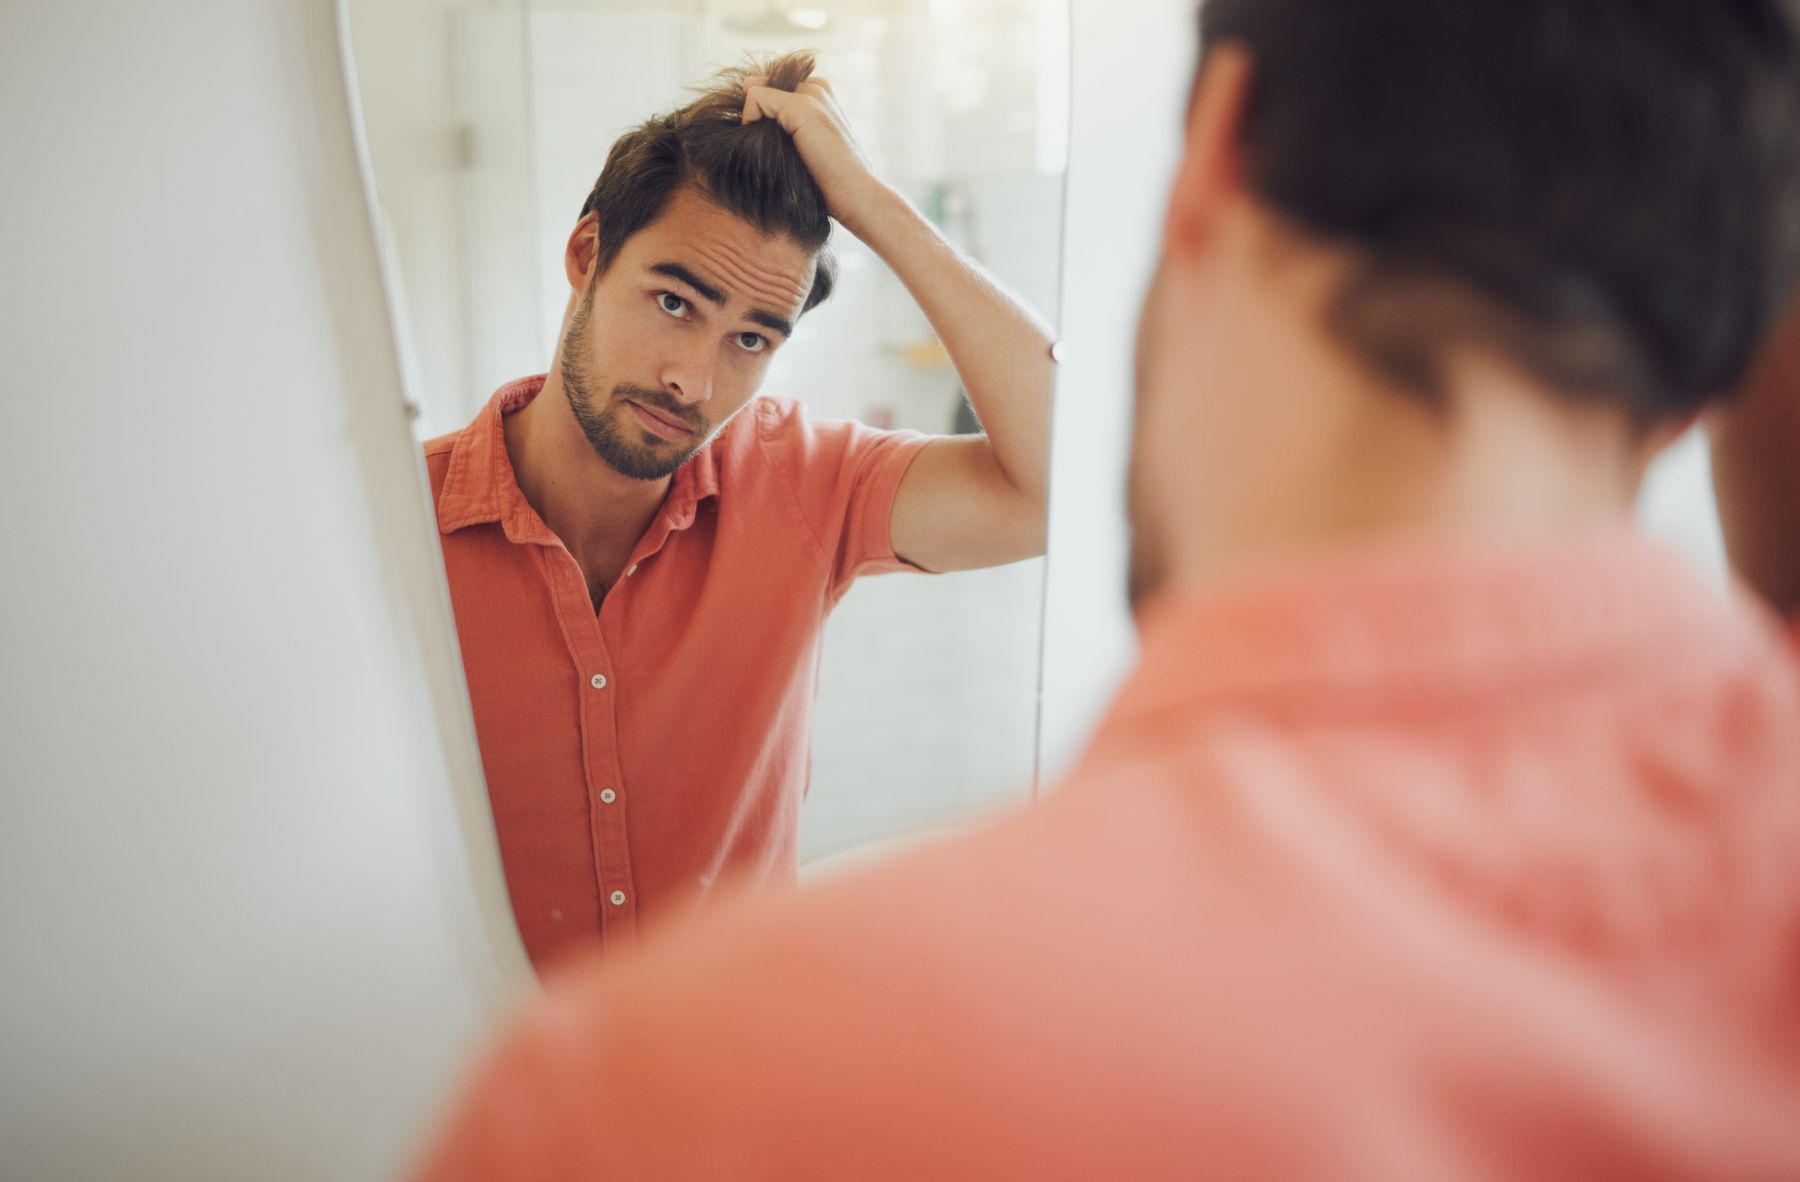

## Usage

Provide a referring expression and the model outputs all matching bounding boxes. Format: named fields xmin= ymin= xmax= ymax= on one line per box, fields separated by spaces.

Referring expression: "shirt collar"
xmin=1107 ymin=528 xmax=1743 ymax=729
xmin=435 ymin=374 xmax=721 ymax=544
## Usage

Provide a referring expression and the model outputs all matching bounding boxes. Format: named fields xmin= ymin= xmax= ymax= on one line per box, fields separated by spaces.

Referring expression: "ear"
xmin=1163 ymin=44 xmax=1256 ymax=264
xmin=565 ymin=212 xmax=602 ymax=292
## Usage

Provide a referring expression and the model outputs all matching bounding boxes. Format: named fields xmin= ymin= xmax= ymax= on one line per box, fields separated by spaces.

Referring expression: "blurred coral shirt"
xmin=413 ymin=531 xmax=1800 ymax=1180
xmin=426 ymin=376 xmax=927 ymax=970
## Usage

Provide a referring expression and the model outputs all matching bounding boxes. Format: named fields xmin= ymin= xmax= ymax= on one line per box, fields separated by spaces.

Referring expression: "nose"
xmin=661 ymin=339 xmax=715 ymax=407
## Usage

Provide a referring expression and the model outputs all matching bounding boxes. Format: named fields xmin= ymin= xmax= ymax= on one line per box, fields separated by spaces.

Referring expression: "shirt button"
xmin=600 ymin=788 xmax=617 ymax=804
xmin=590 ymin=673 xmax=608 ymax=690
xmin=625 ymin=564 xmax=638 ymax=577
xmin=609 ymin=890 xmax=627 ymax=907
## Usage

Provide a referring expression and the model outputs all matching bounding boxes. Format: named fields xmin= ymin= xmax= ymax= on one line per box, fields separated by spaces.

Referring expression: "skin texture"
xmin=505 ymin=187 xmax=815 ymax=604
xmin=506 ymin=75 xmax=1056 ymax=607
xmin=746 ymin=75 xmax=1056 ymax=575
xmin=1128 ymin=47 xmax=1687 ymax=609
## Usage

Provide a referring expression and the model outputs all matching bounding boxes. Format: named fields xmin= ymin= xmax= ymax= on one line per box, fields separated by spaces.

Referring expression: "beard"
xmin=559 ymin=297 xmax=712 ymax=482
xmin=1125 ymin=271 xmax=1170 ymax=614
xmin=1125 ymin=471 xmax=1168 ymax=614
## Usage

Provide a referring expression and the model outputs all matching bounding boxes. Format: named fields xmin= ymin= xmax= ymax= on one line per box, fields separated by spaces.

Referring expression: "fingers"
xmin=742 ymin=84 xmax=784 ymax=125
xmin=741 ymin=74 xmax=770 ymax=123
xmin=743 ymin=84 xmax=817 ymax=131
xmin=741 ymin=75 xmax=836 ymax=126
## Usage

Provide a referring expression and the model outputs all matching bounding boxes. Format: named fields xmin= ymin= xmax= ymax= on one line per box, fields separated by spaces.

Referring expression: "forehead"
xmin=617 ymin=187 xmax=816 ymax=318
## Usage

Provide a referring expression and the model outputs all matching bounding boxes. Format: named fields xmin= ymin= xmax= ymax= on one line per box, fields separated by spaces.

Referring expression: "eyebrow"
xmin=748 ymin=308 xmax=794 ymax=339
xmin=651 ymin=262 xmax=723 ymax=306
xmin=650 ymin=261 xmax=794 ymax=340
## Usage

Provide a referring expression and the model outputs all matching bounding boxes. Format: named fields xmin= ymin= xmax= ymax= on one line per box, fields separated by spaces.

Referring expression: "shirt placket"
xmin=535 ymin=542 xmax=641 ymax=950
xmin=535 ymin=495 xmax=698 ymax=952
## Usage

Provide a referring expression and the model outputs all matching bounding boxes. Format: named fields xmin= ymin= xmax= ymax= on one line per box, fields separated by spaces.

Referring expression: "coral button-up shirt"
xmin=426 ymin=376 xmax=928 ymax=970
xmin=414 ymin=530 xmax=1800 ymax=1180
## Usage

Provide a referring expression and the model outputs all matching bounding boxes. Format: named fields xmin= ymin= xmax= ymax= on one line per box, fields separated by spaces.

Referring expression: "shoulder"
xmin=698 ymin=395 xmax=802 ymax=473
xmin=482 ymin=768 xmax=1388 ymax=1177
xmin=708 ymin=396 xmax=891 ymax=500
xmin=744 ymin=394 xmax=822 ymax=458
xmin=731 ymin=394 xmax=916 ymax=458
xmin=747 ymin=393 xmax=809 ymax=432
xmin=725 ymin=395 xmax=932 ymax=492
xmin=422 ymin=428 xmax=459 ymax=457
xmin=421 ymin=428 xmax=459 ymax=493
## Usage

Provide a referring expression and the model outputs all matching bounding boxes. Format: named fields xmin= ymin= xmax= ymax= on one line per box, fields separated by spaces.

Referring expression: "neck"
xmin=1157 ymin=283 xmax=1655 ymax=591
xmin=504 ymin=367 xmax=671 ymax=560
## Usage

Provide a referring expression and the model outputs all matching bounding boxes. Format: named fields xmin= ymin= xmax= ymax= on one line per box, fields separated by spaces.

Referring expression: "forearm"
xmin=1709 ymin=296 xmax=1800 ymax=619
xmin=848 ymin=186 xmax=1056 ymax=501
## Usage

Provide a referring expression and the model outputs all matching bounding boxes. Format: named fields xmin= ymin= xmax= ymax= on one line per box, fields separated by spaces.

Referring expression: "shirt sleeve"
xmin=760 ymin=398 xmax=934 ymax=599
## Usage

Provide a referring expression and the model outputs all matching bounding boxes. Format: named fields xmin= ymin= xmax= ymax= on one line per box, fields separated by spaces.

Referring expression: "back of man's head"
xmin=579 ymin=50 xmax=835 ymax=312
xmin=1199 ymin=0 xmax=1800 ymax=420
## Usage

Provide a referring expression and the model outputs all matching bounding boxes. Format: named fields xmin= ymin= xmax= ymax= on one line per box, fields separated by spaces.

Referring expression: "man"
xmin=414 ymin=2 xmax=1800 ymax=1177
xmin=427 ymin=53 xmax=1053 ymax=969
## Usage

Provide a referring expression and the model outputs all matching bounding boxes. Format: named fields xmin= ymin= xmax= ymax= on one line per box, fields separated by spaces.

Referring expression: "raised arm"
xmin=745 ymin=76 xmax=1055 ymax=574
xmin=1710 ymin=295 xmax=1800 ymax=620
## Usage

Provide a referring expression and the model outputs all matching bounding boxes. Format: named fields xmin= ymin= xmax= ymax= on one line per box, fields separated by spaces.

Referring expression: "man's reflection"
xmin=425 ymin=52 xmax=1053 ymax=970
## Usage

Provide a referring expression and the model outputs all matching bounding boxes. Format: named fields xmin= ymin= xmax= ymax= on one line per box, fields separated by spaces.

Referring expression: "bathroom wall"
xmin=1037 ymin=0 xmax=1193 ymax=777
xmin=0 ymin=3 xmax=528 ymax=1178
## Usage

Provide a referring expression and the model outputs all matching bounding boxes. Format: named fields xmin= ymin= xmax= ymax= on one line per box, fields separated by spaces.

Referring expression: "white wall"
xmin=346 ymin=0 xmax=541 ymax=436
xmin=346 ymin=0 xmax=475 ymax=432
xmin=1639 ymin=430 xmax=1727 ymax=581
xmin=1038 ymin=0 xmax=1194 ymax=778
xmin=0 ymin=3 xmax=530 ymax=1179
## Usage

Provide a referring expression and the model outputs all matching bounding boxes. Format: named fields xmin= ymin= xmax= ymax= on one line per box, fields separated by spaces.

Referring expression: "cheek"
xmin=603 ymin=313 xmax=681 ymax=385
xmin=588 ymin=286 xmax=664 ymax=346
xmin=711 ymin=349 xmax=768 ymax=409
xmin=720 ymin=333 xmax=777 ymax=376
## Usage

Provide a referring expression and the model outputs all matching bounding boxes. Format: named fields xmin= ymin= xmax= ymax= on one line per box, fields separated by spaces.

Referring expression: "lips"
xmin=625 ymin=399 xmax=694 ymax=440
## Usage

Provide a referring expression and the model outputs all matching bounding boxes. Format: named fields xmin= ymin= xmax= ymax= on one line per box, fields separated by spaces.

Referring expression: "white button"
xmin=609 ymin=890 xmax=627 ymax=906
xmin=600 ymin=788 xmax=617 ymax=804
xmin=625 ymin=564 xmax=638 ymax=577
xmin=590 ymin=673 xmax=607 ymax=689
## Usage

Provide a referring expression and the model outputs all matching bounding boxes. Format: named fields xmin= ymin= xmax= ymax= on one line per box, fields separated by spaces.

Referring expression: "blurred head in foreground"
xmin=1128 ymin=0 xmax=1800 ymax=605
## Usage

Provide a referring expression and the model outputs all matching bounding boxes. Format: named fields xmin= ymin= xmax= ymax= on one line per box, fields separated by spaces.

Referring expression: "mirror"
xmin=346 ymin=0 xmax=1067 ymax=970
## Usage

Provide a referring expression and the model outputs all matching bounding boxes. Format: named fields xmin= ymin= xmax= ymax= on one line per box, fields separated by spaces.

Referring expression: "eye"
xmin=735 ymin=332 xmax=768 ymax=354
xmin=655 ymin=292 xmax=689 ymax=318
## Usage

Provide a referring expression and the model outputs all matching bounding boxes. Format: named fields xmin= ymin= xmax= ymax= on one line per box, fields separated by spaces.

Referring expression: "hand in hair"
xmin=741 ymin=74 xmax=889 ymax=238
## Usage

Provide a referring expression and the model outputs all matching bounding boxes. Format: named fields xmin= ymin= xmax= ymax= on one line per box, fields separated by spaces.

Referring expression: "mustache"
xmin=613 ymin=384 xmax=704 ymax=432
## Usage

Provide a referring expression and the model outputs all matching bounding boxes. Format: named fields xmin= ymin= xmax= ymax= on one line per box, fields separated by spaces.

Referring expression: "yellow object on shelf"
xmin=901 ymin=338 xmax=951 ymax=370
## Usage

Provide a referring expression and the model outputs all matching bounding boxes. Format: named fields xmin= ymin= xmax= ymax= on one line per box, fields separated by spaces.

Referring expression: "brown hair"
xmin=1200 ymin=0 xmax=1800 ymax=420
xmin=578 ymin=51 xmax=836 ymax=313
